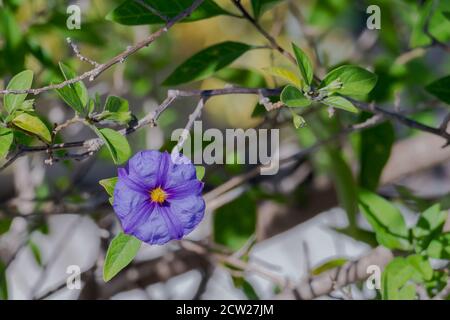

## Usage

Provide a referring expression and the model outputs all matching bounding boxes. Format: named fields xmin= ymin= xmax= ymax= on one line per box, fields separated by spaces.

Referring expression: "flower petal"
xmin=169 ymin=196 xmax=205 ymax=234
xmin=164 ymin=153 xmax=197 ymax=189
xmin=156 ymin=151 xmax=170 ymax=187
xmin=117 ymin=167 xmax=149 ymax=195
xmin=127 ymin=150 xmax=163 ymax=188
xmin=121 ymin=201 xmax=154 ymax=234
xmin=113 ymin=178 xmax=148 ymax=219
xmin=166 ymin=180 xmax=203 ymax=200
xmin=131 ymin=206 xmax=171 ymax=245
xmin=159 ymin=205 xmax=184 ymax=240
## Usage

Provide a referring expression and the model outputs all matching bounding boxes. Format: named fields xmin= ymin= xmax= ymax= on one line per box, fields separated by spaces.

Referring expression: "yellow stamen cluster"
xmin=150 ymin=187 xmax=167 ymax=204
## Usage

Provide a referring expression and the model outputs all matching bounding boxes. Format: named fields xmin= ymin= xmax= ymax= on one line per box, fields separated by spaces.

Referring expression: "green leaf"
xmin=358 ymin=189 xmax=411 ymax=250
xmin=426 ymin=76 xmax=450 ymax=105
xmin=95 ymin=128 xmax=131 ymax=165
xmin=11 ymin=112 xmax=51 ymax=143
xmin=333 ymin=226 xmax=378 ymax=247
xmin=320 ymin=65 xmax=378 ymax=96
xmin=195 ymin=166 xmax=205 ymax=181
xmin=0 ymin=218 xmax=12 ymax=236
xmin=214 ymin=192 xmax=256 ymax=251
xmin=410 ymin=1 xmax=450 ymax=48
xmin=359 ymin=117 xmax=395 ymax=191
xmin=407 ymin=255 xmax=433 ymax=282
xmin=280 ymin=85 xmax=311 ymax=108
xmin=0 ymin=127 xmax=14 ymax=159
xmin=264 ymin=66 xmax=302 ymax=87
xmin=307 ymin=116 xmax=358 ymax=228
xmin=99 ymin=177 xmax=118 ymax=197
xmin=292 ymin=113 xmax=306 ymax=129
xmin=4 ymin=70 xmax=34 ymax=114
xmin=20 ymin=99 xmax=35 ymax=112
xmin=99 ymin=177 xmax=118 ymax=204
xmin=108 ymin=0 xmax=231 ymax=25
xmin=427 ymin=233 xmax=450 ymax=259
xmin=311 ymin=258 xmax=347 ymax=276
xmin=251 ymin=0 xmax=283 ymax=19
xmin=101 ymin=96 xmax=132 ymax=124
xmin=413 ymin=204 xmax=447 ymax=251
xmin=55 ymin=62 xmax=88 ymax=114
xmin=0 ymin=261 xmax=7 ymax=300
xmin=328 ymin=149 xmax=359 ymax=228
xmin=443 ymin=11 xmax=450 ymax=22
xmin=292 ymin=43 xmax=314 ymax=85
xmin=232 ymin=276 xmax=260 ymax=300
xmin=322 ymin=96 xmax=359 ymax=113
xmin=163 ymin=42 xmax=253 ymax=86
xmin=28 ymin=240 xmax=42 ymax=266
xmin=382 ymin=257 xmax=417 ymax=300
xmin=103 ymin=232 xmax=141 ymax=282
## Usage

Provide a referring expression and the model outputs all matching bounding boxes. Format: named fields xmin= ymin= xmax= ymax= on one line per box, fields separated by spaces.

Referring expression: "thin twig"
xmin=66 ymin=38 xmax=99 ymax=67
xmin=231 ymin=0 xmax=296 ymax=64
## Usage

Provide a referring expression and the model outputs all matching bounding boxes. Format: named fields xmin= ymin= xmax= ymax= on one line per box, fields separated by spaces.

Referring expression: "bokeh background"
xmin=1 ymin=0 xmax=450 ymax=300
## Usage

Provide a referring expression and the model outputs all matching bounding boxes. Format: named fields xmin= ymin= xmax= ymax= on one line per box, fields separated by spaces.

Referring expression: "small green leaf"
xmin=103 ymin=232 xmax=141 ymax=282
xmin=99 ymin=177 xmax=118 ymax=204
xmin=4 ymin=70 xmax=34 ymax=114
xmin=251 ymin=0 xmax=283 ymax=19
xmin=427 ymin=233 xmax=450 ymax=259
xmin=101 ymin=96 xmax=131 ymax=124
xmin=311 ymin=258 xmax=347 ymax=276
xmin=0 ymin=260 xmax=7 ymax=300
xmin=292 ymin=113 xmax=306 ymax=129
xmin=426 ymin=76 xmax=450 ymax=105
xmin=280 ymin=85 xmax=311 ymax=108
xmin=95 ymin=128 xmax=131 ymax=165
xmin=108 ymin=0 xmax=231 ymax=25
xmin=232 ymin=276 xmax=260 ymax=300
xmin=163 ymin=42 xmax=253 ymax=86
xmin=0 ymin=127 xmax=14 ymax=159
xmin=359 ymin=117 xmax=395 ymax=191
xmin=382 ymin=257 xmax=417 ymax=300
xmin=413 ymin=204 xmax=447 ymax=251
xmin=358 ymin=189 xmax=411 ymax=250
xmin=0 ymin=218 xmax=12 ymax=236
xmin=28 ymin=240 xmax=42 ymax=266
xmin=322 ymin=96 xmax=359 ymax=113
xmin=195 ymin=166 xmax=205 ymax=181
xmin=263 ymin=67 xmax=302 ymax=87
xmin=55 ymin=63 xmax=88 ymax=114
xmin=99 ymin=177 xmax=118 ymax=197
xmin=11 ymin=112 xmax=51 ymax=143
xmin=320 ymin=65 xmax=378 ymax=96
xmin=292 ymin=43 xmax=314 ymax=85
xmin=20 ymin=99 xmax=35 ymax=112
xmin=406 ymin=255 xmax=433 ymax=282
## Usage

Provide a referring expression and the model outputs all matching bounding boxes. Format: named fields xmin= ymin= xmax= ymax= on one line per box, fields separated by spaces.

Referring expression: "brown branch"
xmin=278 ymin=246 xmax=393 ymax=300
xmin=66 ymin=37 xmax=99 ymax=67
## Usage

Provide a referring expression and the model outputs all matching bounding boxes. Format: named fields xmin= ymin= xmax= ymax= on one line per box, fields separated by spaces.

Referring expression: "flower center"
xmin=150 ymin=187 xmax=167 ymax=204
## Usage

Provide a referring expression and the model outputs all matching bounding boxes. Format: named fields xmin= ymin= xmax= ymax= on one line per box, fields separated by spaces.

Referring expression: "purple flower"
xmin=113 ymin=150 xmax=205 ymax=245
